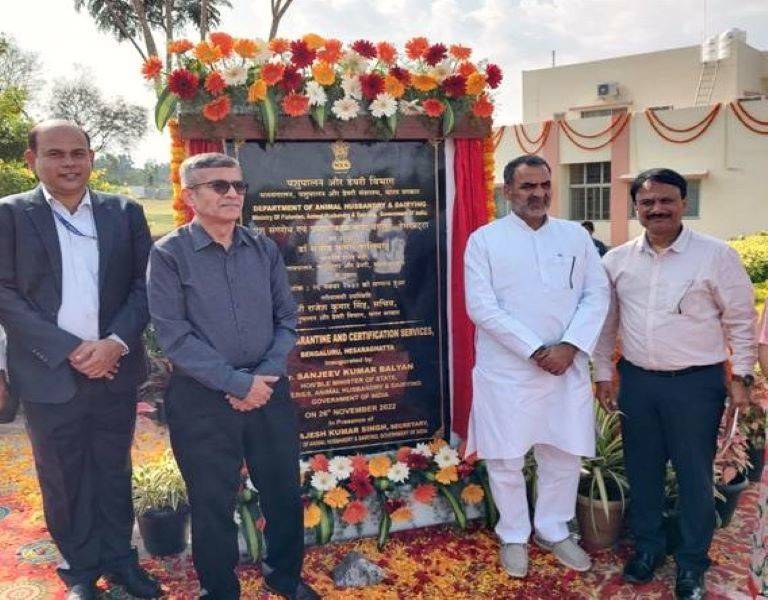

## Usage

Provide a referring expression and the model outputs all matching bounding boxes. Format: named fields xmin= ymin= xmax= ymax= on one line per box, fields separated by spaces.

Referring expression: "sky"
xmin=3 ymin=0 xmax=767 ymax=165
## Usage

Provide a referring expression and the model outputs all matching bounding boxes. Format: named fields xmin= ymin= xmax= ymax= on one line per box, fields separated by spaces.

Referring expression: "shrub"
xmin=729 ymin=232 xmax=768 ymax=283
xmin=0 ymin=159 xmax=35 ymax=196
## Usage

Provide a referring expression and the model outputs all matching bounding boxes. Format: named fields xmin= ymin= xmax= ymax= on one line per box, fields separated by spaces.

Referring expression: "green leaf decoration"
xmin=316 ymin=502 xmax=334 ymax=545
xmin=311 ymin=104 xmax=327 ymax=130
xmin=238 ymin=502 xmax=261 ymax=562
xmin=261 ymin=90 xmax=278 ymax=144
xmin=479 ymin=471 xmax=499 ymax=529
xmin=154 ymin=86 xmax=178 ymax=132
xmin=386 ymin=113 xmax=398 ymax=136
xmin=377 ymin=511 xmax=392 ymax=550
xmin=442 ymin=101 xmax=455 ymax=136
xmin=438 ymin=483 xmax=467 ymax=529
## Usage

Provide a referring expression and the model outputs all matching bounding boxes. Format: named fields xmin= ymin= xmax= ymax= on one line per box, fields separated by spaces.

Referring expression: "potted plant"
xmin=663 ymin=465 xmax=681 ymax=555
xmin=741 ymin=399 xmax=766 ymax=483
xmin=133 ymin=450 xmax=189 ymax=556
xmin=714 ymin=421 xmax=751 ymax=528
xmin=138 ymin=326 xmax=173 ymax=425
xmin=576 ymin=404 xmax=629 ymax=549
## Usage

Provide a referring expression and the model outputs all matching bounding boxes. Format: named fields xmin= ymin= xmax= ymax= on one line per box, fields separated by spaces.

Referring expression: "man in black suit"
xmin=0 ymin=120 xmax=160 ymax=600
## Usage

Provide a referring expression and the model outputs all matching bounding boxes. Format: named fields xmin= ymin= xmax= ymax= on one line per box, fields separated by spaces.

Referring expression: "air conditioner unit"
xmin=597 ymin=82 xmax=619 ymax=98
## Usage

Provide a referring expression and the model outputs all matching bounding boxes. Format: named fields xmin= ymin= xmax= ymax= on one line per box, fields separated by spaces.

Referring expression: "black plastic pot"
xmin=715 ymin=473 xmax=749 ymax=528
xmin=747 ymin=443 xmax=766 ymax=483
xmin=137 ymin=505 xmax=190 ymax=557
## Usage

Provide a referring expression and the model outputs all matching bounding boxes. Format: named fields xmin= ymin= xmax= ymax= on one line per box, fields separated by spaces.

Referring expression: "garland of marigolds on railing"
xmin=730 ymin=101 xmax=768 ymax=135
xmin=518 ymin=122 xmax=550 ymax=145
xmin=644 ymin=104 xmax=721 ymax=143
xmin=559 ymin=116 xmax=620 ymax=140
xmin=513 ymin=121 xmax=553 ymax=155
xmin=558 ymin=113 xmax=630 ymax=151
xmin=168 ymin=119 xmax=191 ymax=227
xmin=483 ymin=135 xmax=496 ymax=221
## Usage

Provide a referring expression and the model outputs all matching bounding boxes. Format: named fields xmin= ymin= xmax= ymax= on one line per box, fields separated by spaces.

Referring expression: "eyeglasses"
xmin=188 ymin=179 xmax=249 ymax=195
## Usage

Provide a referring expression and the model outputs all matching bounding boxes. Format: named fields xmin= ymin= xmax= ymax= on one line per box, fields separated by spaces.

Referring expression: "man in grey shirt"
xmin=147 ymin=153 xmax=317 ymax=600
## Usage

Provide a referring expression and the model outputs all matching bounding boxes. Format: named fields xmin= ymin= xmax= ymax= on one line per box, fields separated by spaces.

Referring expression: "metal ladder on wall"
xmin=694 ymin=61 xmax=719 ymax=106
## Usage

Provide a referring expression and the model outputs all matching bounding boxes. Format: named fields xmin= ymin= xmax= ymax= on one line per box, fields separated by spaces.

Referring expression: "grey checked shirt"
xmin=147 ymin=221 xmax=298 ymax=398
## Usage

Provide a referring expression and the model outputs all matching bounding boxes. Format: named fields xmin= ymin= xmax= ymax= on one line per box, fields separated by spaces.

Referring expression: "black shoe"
xmin=66 ymin=583 xmax=97 ymax=600
xmin=265 ymin=579 xmax=320 ymax=600
xmin=675 ymin=569 xmax=705 ymax=599
xmin=622 ymin=552 xmax=666 ymax=584
xmin=106 ymin=563 xmax=162 ymax=598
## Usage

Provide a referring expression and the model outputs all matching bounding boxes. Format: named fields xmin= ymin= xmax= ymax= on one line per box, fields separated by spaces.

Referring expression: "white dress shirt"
xmin=593 ymin=227 xmax=757 ymax=380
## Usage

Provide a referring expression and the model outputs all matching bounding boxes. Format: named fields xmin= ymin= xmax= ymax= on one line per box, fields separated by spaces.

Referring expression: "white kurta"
xmin=464 ymin=212 xmax=610 ymax=459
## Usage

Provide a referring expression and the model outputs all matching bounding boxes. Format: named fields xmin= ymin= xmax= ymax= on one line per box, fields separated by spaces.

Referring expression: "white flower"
xmin=413 ymin=442 xmax=433 ymax=458
xmin=341 ymin=74 xmax=362 ymax=100
xmin=251 ymin=38 xmax=272 ymax=64
xmin=245 ymin=477 xmax=257 ymax=492
xmin=398 ymin=99 xmax=424 ymax=116
xmin=233 ymin=510 xmax=242 ymax=525
xmin=328 ymin=456 xmax=354 ymax=480
xmin=433 ymin=446 xmax=460 ymax=468
xmin=221 ymin=65 xmax=248 ymax=86
xmin=387 ymin=461 xmax=410 ymax=483
xmin=332 ymin=97 xmax=361 ymax=121
xmin=305 ymin=81 xmax=327 ymax=107
xmin=340 ymin=50 xmax=366 ymax=74
xmin=310 ymin=470 xmax=338 ymax=492
xmin=369 ymin=93 xmax=397 ymax=118
xmin=428 ymin=60 xmax=452 ymax=83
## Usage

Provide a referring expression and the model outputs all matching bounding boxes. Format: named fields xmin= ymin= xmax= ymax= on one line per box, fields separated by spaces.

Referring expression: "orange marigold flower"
xmin=168 ymin=39 xmax=194 ymax=54
xmin=472 ymin=94 xmax=494 ymax=118
xmin=269 ymin=37 xmax=290 ymax=54
xmin=384 ymin=75 xmax=405 ymax=99
xmin=376 ymin=41 xmax=397 ymax=65
xmin=261 ymin=62 xmax=285 ymax=85
xmin=204 ymin=71 xmax=226 ymax=96
xmin=461 ymin=483 xmax=484 ymax=504
xmin=281 ymin=92 xmax=309 ymax=117
xmin=411 ymin=74 xmax=438 ymax=92
xmin=209 ymin=32 xmax=234 ymax=57
xmin=405 ymin=36 xmax=429 ymax=60
xmin=247 ymin=79 xmax=267 ymax=102
xmin=233 ymin=38 xmax=258 ymax=58
xmin=341 ymin=500 xmax=368 ymax=525
xmin=458 ymin=61 xmax=477 ymax=78
xmin=309 ymin=453 xmax=329 ymax=472
xmin=194 ymin=41 xmax=222 ymax=64
xmin=202 ymin=95 xmax=231 ymax=122
xmin=303 ymin=503 xmax=322 ymax=528
xmin=435 ymin=465 xmax=458 ymax=485
xmin=311 ymin=61 xmax=336 ymax=86
xmin=429 ymin=438 xmax=449 ymax=453
xmin=396 ymin=446 xmax=411 ymax=462
xmin=318 ymin=39 xmax=343 ymax=64
xmin=423 ymin=98 xmax=446 ymax=118
xmin=465 ymin=72 xmax=487 ymax=95
xmin=413 ymin=483 xmax=438 ymax=504
xmin=141 ymin=56 xmax=163 ymax=80
xmin=390 ymin=507 xmax=413 ymax=523
xmin=350 ymin=454 xmax=369 ymax=475
xmin=302 ymin=33 xmax=325 ymax=50
xmin=323 ymin=486 xmax=350 ymax=509
xmin=368 ymin=455 xmax=392 ymax=478
xmin=449 ymin=44 xmax=472 ymax=60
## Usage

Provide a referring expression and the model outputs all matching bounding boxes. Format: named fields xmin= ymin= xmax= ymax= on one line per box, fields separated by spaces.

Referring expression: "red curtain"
xmin=178 ymin=139 xmax=224 ymax=223
xmin=451 ymin=138 xmax=491 ymax=439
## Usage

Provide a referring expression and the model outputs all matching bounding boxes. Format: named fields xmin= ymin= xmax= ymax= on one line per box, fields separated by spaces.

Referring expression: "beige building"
xmin=495 ymin=30 xmax=768 ymax=245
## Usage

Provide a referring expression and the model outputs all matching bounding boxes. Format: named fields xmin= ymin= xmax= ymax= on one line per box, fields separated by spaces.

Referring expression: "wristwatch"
xmin=732 ymin=374 xmax=755 ymax=388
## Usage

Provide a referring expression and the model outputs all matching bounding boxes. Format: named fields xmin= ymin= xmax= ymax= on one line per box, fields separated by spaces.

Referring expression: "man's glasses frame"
xmin=188 ymin=179 xmax=249 ymax=195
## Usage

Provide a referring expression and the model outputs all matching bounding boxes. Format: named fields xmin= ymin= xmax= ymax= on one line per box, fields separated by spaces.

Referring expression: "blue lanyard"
xmin=52 ymin=210 xmax=97 ymax=240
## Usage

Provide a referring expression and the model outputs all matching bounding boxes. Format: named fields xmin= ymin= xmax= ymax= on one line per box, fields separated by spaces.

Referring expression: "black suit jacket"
xmin=0 ymin=186 xmax=151 ymax=403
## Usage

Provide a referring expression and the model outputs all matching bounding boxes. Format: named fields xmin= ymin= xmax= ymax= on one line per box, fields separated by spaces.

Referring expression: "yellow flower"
xmin=390 ymin=507 xmax=413 ymax=523
xmin=429 ymin=438 xmax=449 ymax=454
xmin=303 ymin=33 xmax=326 ymax=50
xmin=465 ymin=72 xmax=487 ymax=96
xmin=311 ymin=61 xmax=336 ymax=86
xmin=247 ymin=79 xmax=267 ymax=102
xmin=369 ymin=455 xmax=392 ymax=478
xmin=384 ymin=75 xmax=406 ymax=99
xmin=435 ymin=466 xmax=458 ymax=485
xmin=193 ymin=41 xmax=222 ymax=64
xmin=304 ymin=503 xmax=322 ymax=528
xmin=461 ymin=483 xmax=484 ymax=504
xmin=411 ymin=74 xmax=438 ymax=92
xmin=323 ymin=486 xmax=350 ymax=509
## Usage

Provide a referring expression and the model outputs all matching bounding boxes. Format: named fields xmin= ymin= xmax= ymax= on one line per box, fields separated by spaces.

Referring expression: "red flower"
xmin=202 ymin=95 xmax=231 ymax=122
xmin=389 ymin=66 xmax=411 ymax=85
xmin=359 ymin=73 xmax=385 ymax=100
xmin=309 ymin=454 xmax=329 ymax=472
xmin=472 ymin=94 xmax=494 ymax=118
xmin=449 ymin=44 xmax=472 ymax=60
xmin=424 ymin=43 xmax=447 ymax=66
xmin=168 ymin=69 xmax=199 ymax=100
xmin=261 ymin=63 xmax=285 ymax=86
xmin=384 ymin=498 xmax=406 ymax=515
xmin=457 ymin=462 xmax=474 ymax=479
xmin=485 ymin=63 xmax=503 ymax=89
xmin=141 ymin=56 xmax=163 ymax=80
xmin=341 ymin=500 xmax=368 ymax=525
xmin=204 ymin=71 xmax=226 ymax=96
xmin=350 ymin=454 xmax=369 ymax=476
xmin=422 ymin=98 xmax=446 ymax=118
xmin=406 ymin=453 xmax=430 ymax=470
xmin=279 ymin=66 xmax=303 ymax=92
xmin=281 ymin=92 xmax=310 ymax=117
xmin=396 ymin=447 xmax=411 ymax=462
xmin=209 ymin=32 xmax=234 ymax=57
xmin=318 ymin=38 xmax=343 ymax=63
xmin=441 ymin=74 xmax=467 ymax=98
xmin=405 ymin=36 xmax=429 ymax=60
xmin=376 ymin=41 xmax=397 ymax=64
xmin=351 ymin=39 xmax=377 ymax=59
xmin=348 ymin=473 xmax=374 ymax=500
xmin=290 ymin=39 xmax=316 ymax=68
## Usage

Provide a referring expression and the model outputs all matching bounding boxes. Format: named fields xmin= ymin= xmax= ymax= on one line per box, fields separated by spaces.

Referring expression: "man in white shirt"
xmin=0 ymin=121 xmax=158 ymax=600
xmin=594 ymin=168 xmax=757 ymax=600
xmin=464 ymin=155 xmax=610 ymax=578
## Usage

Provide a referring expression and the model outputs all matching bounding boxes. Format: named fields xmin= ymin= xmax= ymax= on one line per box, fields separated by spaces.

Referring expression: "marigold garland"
xmin=168 ymin=119 xmax=190 ymax=227
xmin=559 ymin=115 xmax=623 ymax=139
xmin=644 ymin=104 xmax=720 ymax=143
xmin=647 ymin=103 xmax=721 ymax=133
xmin=482 ymin=135 xmax=496 ymax=222
xmin=513 ymin=121 xmax=553 ymax=155
xmin=559 ymin=113 xmax=631 ymax=150
xmin=730 ymin=101 xmax=768 ymax=135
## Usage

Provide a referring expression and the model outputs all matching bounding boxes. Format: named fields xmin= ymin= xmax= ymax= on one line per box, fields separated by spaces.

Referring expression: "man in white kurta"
xmin=464 ymin=155 xmax=609 ymax=577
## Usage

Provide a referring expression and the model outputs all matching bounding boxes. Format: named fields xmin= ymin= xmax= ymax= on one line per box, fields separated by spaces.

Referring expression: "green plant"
xmin=742 ymin=403 xmax=767 ymax=448
xmin=729 ymin=232 xmax=768 ymax=283
xmin=579 ymin=404 xmax=629 ymax=526
xmin=132 ymin=449 xmax=188 ymax=515
xmin=714 ymin=422 xmax=751 ymax=485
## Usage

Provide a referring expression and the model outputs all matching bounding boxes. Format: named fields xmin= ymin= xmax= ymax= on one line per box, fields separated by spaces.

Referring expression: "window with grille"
xmin=569 ymin=162 xmax=611 ymax=221
xmin=628 ymin=180 xmax=700 ymax=218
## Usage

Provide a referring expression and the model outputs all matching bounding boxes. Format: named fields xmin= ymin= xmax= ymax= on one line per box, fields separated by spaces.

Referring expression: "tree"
xmin=269 ymin=0 xmax=295 ymax=40
xmin=46 ymin=73 xmax=148 ymax=154
xmin=0 ymin=33 xmax=41 ymax=97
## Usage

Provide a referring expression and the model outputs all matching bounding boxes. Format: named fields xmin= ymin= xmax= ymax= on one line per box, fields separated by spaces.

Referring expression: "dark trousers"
xmin=617 ymin=359 xmax=726 ymax=573
xmin=23 ymin=381 xmax=138 ymax=586
xmin=165 ymin=374 xmax=303 ymax=600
